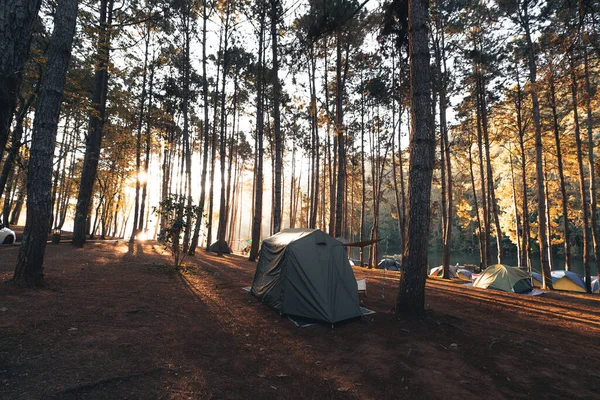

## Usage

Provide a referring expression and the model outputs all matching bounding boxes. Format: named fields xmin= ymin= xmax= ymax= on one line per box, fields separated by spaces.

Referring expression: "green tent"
xmin=473 ymin=264 xmax=532 ymax=293
xmin=250 ymin=228 xmax=362 ymax=324
xmin=208 ymin=239 xmax=232 ymax=254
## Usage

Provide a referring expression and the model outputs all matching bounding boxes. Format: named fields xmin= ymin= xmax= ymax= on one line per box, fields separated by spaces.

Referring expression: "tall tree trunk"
xmin=2 ymin=167 xmax=16 ymax=226
xmin=468 ymin=130 xmax=484 ymax=270
xmin=548 ymin=65 xmax=571 ymax=270
xmin=130 ymin=23 xmax=150 ymax=244
xmin=582 ymin=31 xmax=600 ymax=274
xmin=9 ymin=172 xmax=25 ymax=226
xmin=271 ymin=0 xmax=282 ymax=234
xmin=323 ymin=45 xmax=335 ymax=236
xmin=139 ymin=44 xmax=154 ymax=235
xmin=334 ymin=31 xmax=345 ymax=238
xmin=181 ymin=4 xmax=194 ymax=253
xmin=441 ymin=32 xmax=453 ymax=281
xmin=308 ymin=44 xmax=319 ymax=229
xmin=189 ymin=2 xmax=210 ymax=255
xmin=225 ymin=79 xmax=238 ymax=245
xmin=509 ymin=148 xmax=522 ymax=267
xmin=216 ymin=0 xmax=232 ymax=255
xmin=49 ymin=116 xmax=69 ymax=229
xmin=359 ymin=66 xmax=366 ymax=268
xmin=569 ymin=51 xmax=592 ymax=292
xmin=475 ymin=82 xmax=490 ymax=268
xmin=433 ymin=18 xmax=452 ymax=278
xmin=543 ymin=156 xmax=553 ymax=270
xmin=514 ymin=63 xmax=531 ymax=271
xmin=0 ymin=97 xmax=32 ymax=199
xmin=522 ymin=5 xmax=552 ymax=289
xmin=249 ymin=2 xmax=265 ymax=262
xmin=479 ymin=75 xmax=503 ymax=264
xmin=206 ymin=21 xmax=223 ymax=250
xmin=13 ymin=0 xmax=78 ymax=285
xmin=289 ymin=142 xmax=296 ymax=228
xmin=396 ymin=0 xmax=433 ymax=316
xmin=72 ymin=0 xmax=114 ymax=247
xmin=0 ymin=0 xmax=42 ymax=162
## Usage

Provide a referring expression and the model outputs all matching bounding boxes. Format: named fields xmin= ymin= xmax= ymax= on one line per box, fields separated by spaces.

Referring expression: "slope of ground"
xmin=1 ymin=242 xmax=599 ymax=399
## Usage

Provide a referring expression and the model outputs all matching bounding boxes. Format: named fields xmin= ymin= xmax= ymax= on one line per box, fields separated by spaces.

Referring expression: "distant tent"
xmin=473 ymin=264 xmax=532 ymax=293
xmin=456 ymin=269 xmax=472 ymax=281
xmin=377 ymin=259 xmax=400 ymax=271
xmin=531 ymin=272 xmax=543 ymax=288
xmin=250 ymin=229 xmax=362 ymax=324
xmin=591 ymin=277 xmax=599 ymax=294
xmin=208 ymin=239 xmax=232 ymax=254
xmin=428 ymin=264 xmax=459 ymax=278
xmin=551 ymin=270 xmax=586 ymax=293
xmin=239 ymin=238 xmax=252 ymax=253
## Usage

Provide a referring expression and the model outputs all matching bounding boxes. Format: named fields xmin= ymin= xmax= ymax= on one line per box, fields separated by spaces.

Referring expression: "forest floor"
xmin=2 ymin=241 xmax=600 ymax=399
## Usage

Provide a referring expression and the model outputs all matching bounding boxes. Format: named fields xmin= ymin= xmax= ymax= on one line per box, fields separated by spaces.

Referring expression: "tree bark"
xmin=189 ymin=1 xmax=210 ymax=255
xmin=249 ymin=2 xmax=266 ymax=262
xmin=509 ymin=148 xmax=522 ymax=267
xmin=396 ymin=0 xmax=434 ymax=317
xmin=522 ymin=3 xmax=552 ymax=289
xmin=130 ymin=23 xmax=150 ymax=244
xmin=569 ymin=51 xmax=592 ymax=292
xmin=0 ymin=96 xmax=32 ymax=200
xmin=514 ymin=63 xmax=531 ymax=271
xmin=139 ymin=43 xmax=154 ymax=235
xmin=334 ymin=30 xmax=345 ymax=237
xmin=475 ymin=80 xmax=490 ymax=268
xmin=581 ymin=32 xmax=600 ymax=274
xmin=468 ymin=128 xmax=484 ymax=270
xmin=0 ymin=0 xmax=42 ymax=162
xmin=548 ymin=65 xmax=571 ymax=270
xmin=13 ymin=0 xmax=78 ymax=285
xmin=216 ymin=0 xmax=232 ymax=256
xmin=206 ymin=20 xmax=223 ymax=250
xmin=72 ymin=0 xmax=114 ymax=247
xmin=271 ymin=0 xmax=282 ymax=234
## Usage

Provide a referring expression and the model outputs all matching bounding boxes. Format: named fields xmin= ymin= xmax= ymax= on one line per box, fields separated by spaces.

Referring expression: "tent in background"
xmin=377 ymin=259 xmax=401 ymax=271
xmin=456 ymin=269 xmax=472 ymax=281
xmin=429 ymin=264 xmax=458 ymax=278
xmin=531 ymin=272 xmax=544 ymax=287
xmin=250 ymin=229 xmax=362 ymax=324
xmin=429 ymin=265 xmax=472 ymax=281
xmin=473 ymin=265 xmax=532 ymax=293
xmin=208 ymin=239 xmax=232 ymax=254
xmin=552 ymin=270 xmax=586 ymax=293
xmin=592 ymin=277 xmax=599 ymax=294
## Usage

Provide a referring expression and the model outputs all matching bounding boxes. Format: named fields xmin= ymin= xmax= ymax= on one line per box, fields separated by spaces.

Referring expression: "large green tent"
xmin=250 ymin=228 xmax=362 ymax=324
xmin=473 ymin=264 xmax=532 ymax=293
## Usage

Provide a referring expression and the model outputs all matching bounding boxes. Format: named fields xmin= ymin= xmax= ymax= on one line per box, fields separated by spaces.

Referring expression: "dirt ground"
xmin=2 ymin=241 xmax=600 ymax=399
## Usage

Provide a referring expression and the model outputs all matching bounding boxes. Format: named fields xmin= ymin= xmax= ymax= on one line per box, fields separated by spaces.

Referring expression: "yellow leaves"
xmin=455 ymin=198 xmax=474 ymax=229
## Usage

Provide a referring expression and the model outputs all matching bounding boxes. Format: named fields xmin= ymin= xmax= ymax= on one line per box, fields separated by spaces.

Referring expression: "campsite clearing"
xmin=2 ymin=242 xmax=600 ymax=399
